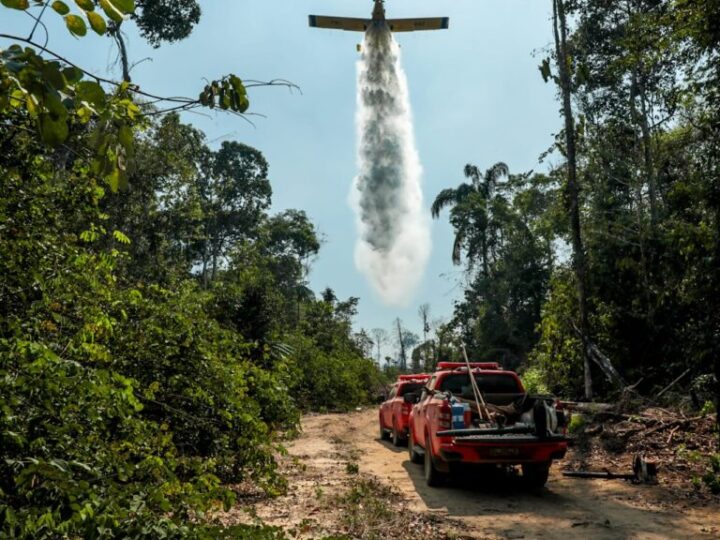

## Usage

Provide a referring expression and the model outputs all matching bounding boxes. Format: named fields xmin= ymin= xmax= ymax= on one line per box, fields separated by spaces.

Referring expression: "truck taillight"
xmin=438 ymin=402 xmax=451 ymax=429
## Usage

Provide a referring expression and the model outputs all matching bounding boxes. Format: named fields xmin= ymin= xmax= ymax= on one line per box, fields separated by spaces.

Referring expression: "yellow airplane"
xmin=308 ymin=0 xmax=449 ymax=34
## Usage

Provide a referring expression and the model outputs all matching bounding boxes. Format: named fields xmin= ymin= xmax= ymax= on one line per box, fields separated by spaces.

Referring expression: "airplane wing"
xmin=308 ymin=15 xmax=370 ymax=32
xmin=387 ymin=17 xmax=450 ymax=32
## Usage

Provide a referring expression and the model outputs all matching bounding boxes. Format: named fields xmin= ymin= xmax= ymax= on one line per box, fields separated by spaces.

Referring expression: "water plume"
xmin=350 ymin=24 xmax=430 ymax=306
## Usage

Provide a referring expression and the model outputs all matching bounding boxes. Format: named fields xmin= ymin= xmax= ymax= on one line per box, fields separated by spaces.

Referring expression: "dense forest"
xmin=426 ymin=0 xmax=720 ymax=414
xmin=1 ymin=0 xmax=719 ymax=538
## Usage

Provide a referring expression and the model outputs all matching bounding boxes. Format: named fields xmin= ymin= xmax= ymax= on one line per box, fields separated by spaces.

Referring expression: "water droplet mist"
xmin=350 ymin=24 xmax=431 ymax=306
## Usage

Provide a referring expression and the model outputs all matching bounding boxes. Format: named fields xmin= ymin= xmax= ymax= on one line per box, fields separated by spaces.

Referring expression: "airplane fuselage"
xmin=372 ymin=0 xmax=386 ymax=21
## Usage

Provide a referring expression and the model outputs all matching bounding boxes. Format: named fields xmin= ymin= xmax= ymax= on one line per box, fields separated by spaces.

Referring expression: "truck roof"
xmin=436 ymin=361 xmax=502 ymax=371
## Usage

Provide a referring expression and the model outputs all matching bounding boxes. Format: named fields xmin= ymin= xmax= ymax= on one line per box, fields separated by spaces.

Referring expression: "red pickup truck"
xmin=378 ymin=374 xmax=431 ymax=446
xmin=407 ymin=362 xmax=568 ymax=488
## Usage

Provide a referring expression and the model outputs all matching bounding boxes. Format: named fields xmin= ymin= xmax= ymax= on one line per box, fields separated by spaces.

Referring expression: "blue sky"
xmin=3 ymin=0 xmax=560 ymax=359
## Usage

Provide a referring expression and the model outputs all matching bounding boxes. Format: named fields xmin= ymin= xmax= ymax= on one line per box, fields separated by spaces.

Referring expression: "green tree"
xmin=431 ymin=162 xmax=509 ymax=272
xmin=198 ymin=142 xmax=272 ymax=284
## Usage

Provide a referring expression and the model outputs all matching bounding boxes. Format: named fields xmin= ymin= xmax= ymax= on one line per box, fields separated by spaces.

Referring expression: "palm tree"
xmin=431 ymin=162 xmax=509 ymax=274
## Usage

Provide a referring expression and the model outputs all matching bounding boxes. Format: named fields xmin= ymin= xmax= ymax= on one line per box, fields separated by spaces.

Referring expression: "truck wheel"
xmin=391 ymin=419 xmax=404 ymax=447
xmin=379 ymin=419 xmax=389 ymax=441
xmin=408 ymin=430 xmax=422 ymax=464
xmin=522 ymin=462 xmax=550 ymax=489
xmin=424 ymin=436 xmax=446 ymax=487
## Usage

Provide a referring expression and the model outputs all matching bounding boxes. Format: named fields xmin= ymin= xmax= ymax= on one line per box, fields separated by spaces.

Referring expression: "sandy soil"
xmin=223 ymin=410 xmax=720 ymax=539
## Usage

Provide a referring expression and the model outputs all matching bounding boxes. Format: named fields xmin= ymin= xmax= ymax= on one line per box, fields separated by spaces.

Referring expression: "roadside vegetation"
xmin=0 ymin=2 xmax=386 ymax=537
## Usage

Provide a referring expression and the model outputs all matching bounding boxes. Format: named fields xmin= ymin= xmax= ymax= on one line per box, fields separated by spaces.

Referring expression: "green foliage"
xmin=339 ymin=478 xmax=394 ymax=539
xmin=703 ymin=454 xmax=720 ymax=495
xmin=133 ymin=0 xmax=201 ymax=47
xmin=529 ymin=271 xmax=584 ymax=398
xmin=520 ymin=366 xmax=550 ymax=395
xmin=0 ymin=0 xmax=253 ymax=193
xmin=701 ymin=401 xmax=716 ymax=416
xmin=568 ymin=413 xmax=587 ymax=435
xmin=0 ymin=83 xmax=378 ymax=540
xmin=288 ymin=332 xmax=384 ymax=412
xmin=0 ymin=42 xmax=140 ymax=189
xmin=199 ymin=75 xmax=250 ymax=113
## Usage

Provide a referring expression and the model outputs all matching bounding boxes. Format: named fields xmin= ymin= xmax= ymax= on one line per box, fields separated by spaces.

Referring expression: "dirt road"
xmin=223 ymin=410 xmax=719 ymax=539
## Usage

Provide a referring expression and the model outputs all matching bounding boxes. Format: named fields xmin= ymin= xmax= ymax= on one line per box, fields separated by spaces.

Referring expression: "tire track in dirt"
xmin=308 ymin=410 xmax=719 ymax=539
xmin=222 ymin=410 xmax=719 ymax=539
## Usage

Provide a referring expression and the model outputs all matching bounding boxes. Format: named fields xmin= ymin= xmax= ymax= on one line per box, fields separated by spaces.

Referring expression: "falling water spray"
xmin=351 ymin=24 xmax=431 ymax=306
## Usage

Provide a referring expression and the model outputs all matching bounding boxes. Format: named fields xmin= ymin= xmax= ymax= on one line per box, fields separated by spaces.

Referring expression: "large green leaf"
xmin=41 ymin=62 xmax=66 ymax=90
xmin=39 ymin=113 xmax=69 ymax=146
xmin=111 ymin=0 xmax=134 ymax=14
xmin=229 ymin=75 xmax=247 ymax=96
xmin=51 ymin=0 xmax=70 ymax=15
xmin=107 ymin=167 xmax=127 ymax=192
xmin=75 ymin=0 xmax=94 ymax=11
xmin=86 ymin=11 xmax=107 ymax=35
xmin=99 ymin=0 xmax=123 ymax=22
xmin=118 ymin=124 xmax=132 ymax=149
xmin=62 ymin=66 xmax=84 ymax=84
xmin=1 ymin=0 xmax=29 ymax=10
xmin=76 ymin=81 xmax=106 ymax=107
xmin=65 ymin=14 xmax=88 ymax=37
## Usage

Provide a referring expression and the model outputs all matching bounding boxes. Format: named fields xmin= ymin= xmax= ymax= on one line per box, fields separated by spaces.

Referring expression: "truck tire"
xmin=379 ymin=419 xmax=389 ymax=441
xmin=522 ymin=462 xmax=550 ymax=489
xmin=424 ymin=435 xmax=446 ymax=487
xmin=391 ymin=419 xmax=404 ymax=447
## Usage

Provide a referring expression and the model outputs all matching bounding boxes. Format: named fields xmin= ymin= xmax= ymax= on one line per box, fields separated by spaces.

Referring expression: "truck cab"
xmin=407 ymin=362 xmax=568 ymax=487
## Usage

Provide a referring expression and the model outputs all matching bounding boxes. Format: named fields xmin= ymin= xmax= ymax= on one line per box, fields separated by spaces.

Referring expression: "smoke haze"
xmin=351 ymin=24 xmax=431 ymax=306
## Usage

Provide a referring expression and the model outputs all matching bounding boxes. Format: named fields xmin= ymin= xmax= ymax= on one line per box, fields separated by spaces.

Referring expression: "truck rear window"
xmin=398 ymin=382 xmax=425 ymax=396
xmin=439 ymin=373 xmax=521 ymax=396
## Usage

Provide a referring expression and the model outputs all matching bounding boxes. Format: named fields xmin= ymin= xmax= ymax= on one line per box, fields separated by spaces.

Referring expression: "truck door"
xmin=415 ymin=376 xmax=436 ymax=448
xmin=383 ymin=385 xmax=397 ymax=426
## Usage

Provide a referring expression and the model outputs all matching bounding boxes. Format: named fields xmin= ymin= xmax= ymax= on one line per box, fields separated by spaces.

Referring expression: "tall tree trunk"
xmin=396 ymin=318 xmax=407 ymax=371
xmin=630 ymin=71 xmax=657 ymax=329
xmin=553 ymin=0 xmax=594 ymax=399
xmin=637 ymin=77 xmax=658 ymax=227
xmin=481 ymin=233 xmax=489 ymax=277
xmin=201 ymin=245 xmax=209 ymax=289
xmin=211 ymin=245 xmax=218 ymax=283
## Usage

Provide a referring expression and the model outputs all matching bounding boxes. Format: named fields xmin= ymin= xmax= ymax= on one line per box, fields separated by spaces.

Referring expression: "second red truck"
xmin=378 ymin=374 xmax=430 ymax=447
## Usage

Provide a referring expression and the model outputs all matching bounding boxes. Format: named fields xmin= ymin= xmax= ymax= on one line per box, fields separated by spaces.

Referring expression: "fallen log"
xmin=639 ymin=415 xmax=703 ymax=438
xmin=563 ymin=455 xmax=658 ymax=484
xmin=559 ymin=401 xmax=614 ymax=414
xmin=655 ymin=368 xmax=691 ymax=400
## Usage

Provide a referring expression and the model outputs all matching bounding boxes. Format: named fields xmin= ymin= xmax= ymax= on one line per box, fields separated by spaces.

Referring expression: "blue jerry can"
xmin=451 ymin=402 xmax=467 ymax=429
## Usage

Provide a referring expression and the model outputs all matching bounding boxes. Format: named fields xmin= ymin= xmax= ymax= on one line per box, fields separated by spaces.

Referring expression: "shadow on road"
xmin=396 ymin=458 xmax=699 ymax=539
xmin=401 ymin=460 xmax=572 ymax=516
xmin=375 ymin=437 xmax=408 ymax=454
